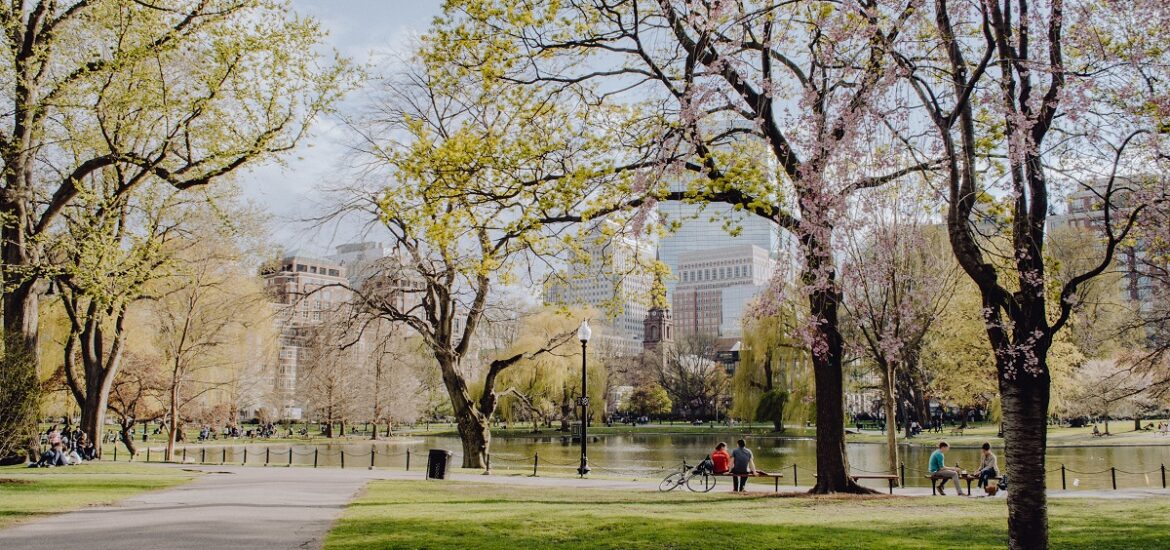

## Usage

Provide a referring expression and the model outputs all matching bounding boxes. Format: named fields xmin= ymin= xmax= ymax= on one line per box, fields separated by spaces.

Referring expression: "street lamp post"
xmin=577 ymin=320 xmax=592 ymax=477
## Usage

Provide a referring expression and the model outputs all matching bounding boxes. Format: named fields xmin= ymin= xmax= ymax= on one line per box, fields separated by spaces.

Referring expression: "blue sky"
xmin=241 ymin=1 xmax=444 ymax=254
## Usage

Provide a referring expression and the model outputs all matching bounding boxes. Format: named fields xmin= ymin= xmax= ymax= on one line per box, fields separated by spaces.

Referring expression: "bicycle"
xmin=659 ymin=459 xmax=717 ymax=492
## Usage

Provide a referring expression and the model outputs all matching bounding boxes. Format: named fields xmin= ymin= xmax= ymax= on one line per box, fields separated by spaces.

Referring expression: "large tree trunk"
xmin=2 ymin=280 xmax=41 ymax=459
xmin=455 ymin=405 xmax=489 ymax=469
xmin=804 ymin=247 xmax=873 ymax=494
xmin=1000 ymin=365 xmax=1051 ymax=550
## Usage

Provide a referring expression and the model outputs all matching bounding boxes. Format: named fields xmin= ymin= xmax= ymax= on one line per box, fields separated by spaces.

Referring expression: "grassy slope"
xmin=0 ymin=463 xmax=196 ymax=529
xmin=326 ymin=480 xmax=1170 ymax=550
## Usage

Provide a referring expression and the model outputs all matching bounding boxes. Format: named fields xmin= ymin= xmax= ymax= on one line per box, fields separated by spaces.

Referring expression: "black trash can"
xmin=426 ymin=449 xmax=453 ymax=480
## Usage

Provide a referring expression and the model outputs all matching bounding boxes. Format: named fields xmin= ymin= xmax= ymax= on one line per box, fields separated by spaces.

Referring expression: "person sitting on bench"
xmin=929 ymin=441 xmax=965 ymax=495
xmin=975 ymin=442 xmax=999 ymax=490
xmin=730 ymin=439 xmax=757 ymax=492
xmin=710 ymin=442 xmax=731 ymax=475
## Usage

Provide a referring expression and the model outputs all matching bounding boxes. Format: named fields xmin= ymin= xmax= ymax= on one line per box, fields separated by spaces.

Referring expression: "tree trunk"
xmin=119 ymin=419 xmax=137 ymax=456
xmin=882 ymin=362 xmax=900 ymax=487
xmin=455 ymin=406 xmax=489 ymax=468
xmin=80 ymin=392 xmax=108 ymax=460
xmin=2 ymin=281 xmax=41 ymax=458
xmin=804 ymin=258 xmax=873 ymax=494
xmin=166 ymin=384 xmax=179 ymax=461
xmin=1000 ymin=364 xmax=1051 ymax=550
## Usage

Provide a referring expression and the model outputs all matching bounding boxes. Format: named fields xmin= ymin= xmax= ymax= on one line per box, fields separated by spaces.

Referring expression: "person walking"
xmin=729 ymin=439 xmax=756 ymax=492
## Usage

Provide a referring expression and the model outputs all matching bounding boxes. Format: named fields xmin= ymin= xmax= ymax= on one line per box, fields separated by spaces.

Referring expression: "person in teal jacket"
xmin=929 ymin=441 xmax=965 ymax=495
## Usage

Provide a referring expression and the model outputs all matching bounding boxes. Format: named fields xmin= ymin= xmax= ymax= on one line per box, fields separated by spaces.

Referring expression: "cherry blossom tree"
xmin=840 ymin=187 xmax=958 ymax=484
xmin=435 ymin=0 xmax=934 ymax=494
xmin=892 ymin=1 xmax=1170 ymax=546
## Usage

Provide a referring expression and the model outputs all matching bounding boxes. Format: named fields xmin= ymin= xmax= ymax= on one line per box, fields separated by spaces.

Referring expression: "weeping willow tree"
xmin=732 ymin=304 xmax=813 ymax=432
xmin=493 ymin=308 xmax=606 ymax=432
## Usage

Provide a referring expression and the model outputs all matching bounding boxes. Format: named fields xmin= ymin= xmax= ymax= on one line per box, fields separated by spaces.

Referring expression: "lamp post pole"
xmin=577 ymin=320 xmax=592 ymax=477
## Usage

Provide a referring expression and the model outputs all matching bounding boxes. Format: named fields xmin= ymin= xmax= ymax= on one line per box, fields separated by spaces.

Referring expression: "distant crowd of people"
xmin=31 ymin=424 xmax=97 ymax=467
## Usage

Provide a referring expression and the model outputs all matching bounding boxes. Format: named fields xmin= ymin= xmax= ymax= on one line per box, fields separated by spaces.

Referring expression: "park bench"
xmin=715 ymin=471 xmax=785 ymax=492
xmin=948 ymin=427 xmax=965 ymax=436
xmin=815 ymin=474 xmax=899 ymax=494
xmin=926 ymin=473 xmax=1004 ymax=495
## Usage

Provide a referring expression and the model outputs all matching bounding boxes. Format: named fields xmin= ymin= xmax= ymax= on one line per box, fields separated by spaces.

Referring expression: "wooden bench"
xmin=926 ymin=473 xmax=1004 ymax=495
xmin=716 ymin=471 xmax=785 ymax=492
xmin=816 ymin=474 xmax=899 ymax=494
xmin=948 ymin=427 xmax=965 ymax=436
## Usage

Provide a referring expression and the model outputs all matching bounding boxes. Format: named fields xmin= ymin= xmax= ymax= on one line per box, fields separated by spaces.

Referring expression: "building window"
xmin=295 ymin=264 xmax=306 ymax=272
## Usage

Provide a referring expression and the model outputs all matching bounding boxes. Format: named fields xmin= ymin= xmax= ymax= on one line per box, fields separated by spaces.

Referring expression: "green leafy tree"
xmin=623 ymin=384 xmax=672 ymax=418
xmin=0 ymin=0 xmax=349 ymax=452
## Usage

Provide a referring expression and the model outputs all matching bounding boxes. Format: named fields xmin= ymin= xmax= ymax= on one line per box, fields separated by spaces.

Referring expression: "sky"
xmin=239 ymin=1 xmax=444 ymax=256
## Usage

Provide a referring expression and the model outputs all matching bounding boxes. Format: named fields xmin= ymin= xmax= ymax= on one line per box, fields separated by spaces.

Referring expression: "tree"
xmin=0 ymin=0 xmax=348 ymax=455
xmin=341 ymin=50 xmax=636 ymax=468
xmin=894 ymin=2 xmax=1170 ymax=545
xmin=732 ymin=301 xmax=811 ymax=432
xmin=436 ymin=0 xmax=933 ymax=493
xmin=623 ymin=384 xmax=672 ymax=418
xmin=51 ymin=182 xmax=214 ymax=456
xmin=655 ymin=334 xmax=729 ymax=420
xmin=0 ymin=336 xmax=40 ymax=461
xmin=152 ymin=237 xmax=269 ymax=461
xmin=106 ymin=350 xmax=166 ymax=456
xmin=1066 ymin=359 xmax=1155 ymax=434
xmin=840 ymin=189 xmax=957 ymax=482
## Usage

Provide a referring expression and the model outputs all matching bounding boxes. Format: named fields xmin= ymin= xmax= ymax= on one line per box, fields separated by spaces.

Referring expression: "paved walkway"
xmin=2 ymin=464 xmax=1167 ymax=549
xmin=0 ymin=466 xmax=381 ymax=550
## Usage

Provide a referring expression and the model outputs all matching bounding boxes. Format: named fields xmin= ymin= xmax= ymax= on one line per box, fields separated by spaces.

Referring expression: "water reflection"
xmin=183 ymin=433 xmax=1170 ymax=492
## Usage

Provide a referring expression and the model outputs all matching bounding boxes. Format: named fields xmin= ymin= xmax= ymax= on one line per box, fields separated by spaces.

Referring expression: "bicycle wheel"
xmin=659 ymin=471 xmax=685 ymax=492
xmin=687 ymin=472 xmax=716 ymax=493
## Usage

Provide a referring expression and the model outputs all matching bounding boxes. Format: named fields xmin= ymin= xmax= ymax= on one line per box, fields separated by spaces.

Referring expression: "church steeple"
xmin=643 ymin=250 xmax=673 ymax=351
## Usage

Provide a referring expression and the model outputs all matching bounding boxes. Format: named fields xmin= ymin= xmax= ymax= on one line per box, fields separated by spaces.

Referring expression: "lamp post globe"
xmin=577 ymin=320 xmax=591 ymax=476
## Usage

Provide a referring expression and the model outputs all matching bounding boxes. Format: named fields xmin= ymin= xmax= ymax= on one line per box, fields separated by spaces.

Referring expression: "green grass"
xmin=325 ymin=480 xmax=1170 ymax=549
xmin=0 ymin=462 xmax=197 ymax=529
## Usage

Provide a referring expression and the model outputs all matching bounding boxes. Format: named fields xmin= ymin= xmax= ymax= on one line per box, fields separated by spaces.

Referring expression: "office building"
xmin=671 ymin=244 xmax=774 ymax=338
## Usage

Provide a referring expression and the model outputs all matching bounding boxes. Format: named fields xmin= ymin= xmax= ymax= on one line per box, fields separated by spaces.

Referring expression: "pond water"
xmin=181 ymin=433 xmax=1170 ymax=492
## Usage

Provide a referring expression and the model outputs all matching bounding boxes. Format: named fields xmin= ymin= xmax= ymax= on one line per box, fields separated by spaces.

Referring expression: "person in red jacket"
xmin=710 ymin=442 xmax=731 ymax=474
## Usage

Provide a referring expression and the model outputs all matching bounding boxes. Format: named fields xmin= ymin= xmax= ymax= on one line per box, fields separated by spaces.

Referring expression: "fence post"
xmin=183 ymin=447 xmax=187 ymax=463
xmin=289 ymin=448 xmax=293 ymax=467
xmin=370 ymin=445 xmax=376 ymax=470
xmin=1111 ymin=467 xmax=1117 ymax=490
xmin=1163 ymin=464 xmax=1166 ymax=489
xmin=113 ymin=445 xmax=117 ymax=462
xmin=221 ymin=447 xmax=226 ymax=465
xmin=341 ymin=449 xmax=345 ymax=469
xmin=793 ymin=463 xmax=798 ymax=487
xmin=266 ymin=447 xmax=270 ymax=466
xmin=1061 ymin=464 xmax=1066 ymax=490
xmin=485 ymin=453 xmax=491 ymax=475
xmin=147 ymin=447 xmax=151 ymax=462
xmin=533 ymin=453 xmax=539 ymax=477
xmin=243 ymin=447 xmax=247 ymax=465
xmin=406 ymin=449 xmax=411 ymax=471
xmin=313 ymin=448 xmax=318 ymax=468
xmin=201 ymin=448 xmax=205 ymax=464
xmin=900 ymin=461 xmax=905 ymax=488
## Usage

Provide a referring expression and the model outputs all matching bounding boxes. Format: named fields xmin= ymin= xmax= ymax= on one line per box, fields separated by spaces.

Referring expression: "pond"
xmin=182 ymin=433 xmax=1170 ymax=492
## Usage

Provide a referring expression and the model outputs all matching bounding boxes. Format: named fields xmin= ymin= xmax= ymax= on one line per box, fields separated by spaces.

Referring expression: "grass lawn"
xmin=0 ymin=462 xmax=196 ymax=529
xmin=326 ymin=481 xmax=1170 ymax=549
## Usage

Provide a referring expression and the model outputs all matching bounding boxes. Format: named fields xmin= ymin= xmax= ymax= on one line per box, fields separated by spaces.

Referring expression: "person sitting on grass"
xmin=975 ymin=442 xmax=998 ymax=490
xmin=710 ymin=442 xmax=731 ymax=475
xmin=730 ymin=439 xmax=757 ymax=492
xmin=928 ymin=441 xmax=965 ymax=496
